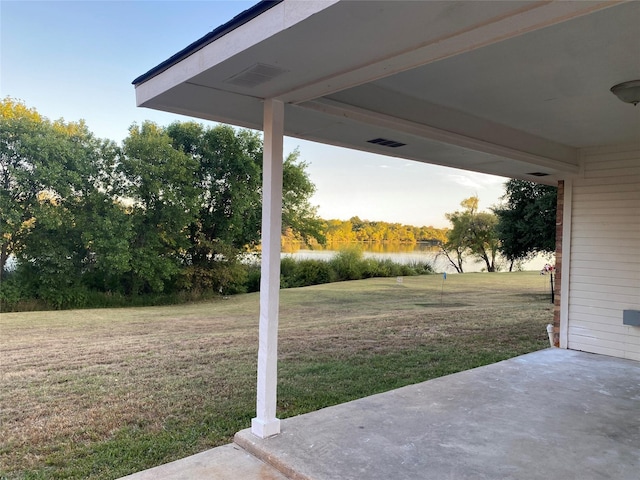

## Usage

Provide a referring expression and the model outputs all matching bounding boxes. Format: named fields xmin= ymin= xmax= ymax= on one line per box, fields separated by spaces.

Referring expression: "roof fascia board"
xmin=301 ymin=98 xmax=580 ymax=174
xmin=277 ymin=0 xmax=621 ymax=105
xmin=134 ymin=0 xmax=339 ymax=107
xmin=132 ymin=0 xmax=283 ymax=86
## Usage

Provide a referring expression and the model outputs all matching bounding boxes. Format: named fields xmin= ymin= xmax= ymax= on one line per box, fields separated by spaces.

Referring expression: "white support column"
xmin=251 ymin=98 xmax=284 ymax=438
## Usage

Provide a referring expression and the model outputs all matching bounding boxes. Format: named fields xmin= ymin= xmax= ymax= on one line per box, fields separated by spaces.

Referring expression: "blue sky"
xmin=1 ymin=0 xmax=507 ymax=227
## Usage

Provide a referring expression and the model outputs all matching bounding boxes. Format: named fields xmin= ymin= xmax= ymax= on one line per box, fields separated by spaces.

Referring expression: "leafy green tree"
xmin=120 ymin=122 xmax=199 ymax=294
xmin=2 ymin=102 xmax=326 ymax=304
xmin=1 ymin=98 xmax=133 ymax=305
xmin=494 ymin=180 xmax=557 ymax=270
xmin=1 ymin=98 xmax=56 ymax=273
xmin=168 ymin=122 xmax=324 ymax=246
xmin=468 ymin=211 xmax=499 ymax=272
xmin=441 ymin=211 xmax=468 ymax=273
xmin=12 ymin=191 xmax=130 ymax=306
xmin=169 ymin=122 xmax=263 ymax=250
xmin=14 ymin=193 xmax=84 ymax=304
xmin=442 ymin=196 xmax=500 ymax=272
xmin=167 ymin=122 xmax=324 ymax=293
xmin=282 ymin=149 xmax=325 ymax=245
xmin=72 ymin=190 xmax=134 ymax=293
xmin=166 ymin=122 xmax=261 ymax=294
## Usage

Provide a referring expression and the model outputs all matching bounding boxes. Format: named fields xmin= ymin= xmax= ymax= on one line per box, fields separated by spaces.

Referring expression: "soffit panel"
xmin=181 ymin=1 xmax=536 ymax=101
xmin=324 ymin=84 xmax=576 ymax=164
xmin=285 ymin=102 xmax=565 ymax=185
xmin=371 ymin=1 xmax=640 ymax=148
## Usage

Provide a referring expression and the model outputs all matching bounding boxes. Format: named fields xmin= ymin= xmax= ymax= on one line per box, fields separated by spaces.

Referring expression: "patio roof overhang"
xmin=133 ymin=0 xmax=640 ymax=186
xmin=132 ymin=0 xmax=640 ymax=439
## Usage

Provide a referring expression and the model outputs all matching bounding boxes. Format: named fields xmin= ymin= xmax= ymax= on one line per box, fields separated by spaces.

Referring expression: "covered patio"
xmin=122 ymin=348 xmax=639 ymax=479
xmin=129 ymin=0 xmax=639 ymax=477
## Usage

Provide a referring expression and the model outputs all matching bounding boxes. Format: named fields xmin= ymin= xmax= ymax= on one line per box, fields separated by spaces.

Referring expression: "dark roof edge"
xmin=132 ymin=0 xmax=284 ymax=86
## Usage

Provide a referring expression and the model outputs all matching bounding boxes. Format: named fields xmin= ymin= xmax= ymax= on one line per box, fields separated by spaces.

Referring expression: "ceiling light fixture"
xmin=610 ymin=80 xmax=640 ymax=106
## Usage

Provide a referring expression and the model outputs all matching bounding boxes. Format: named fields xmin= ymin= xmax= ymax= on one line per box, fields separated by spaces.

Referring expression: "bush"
xmin=253 ymin=250 xmax=435 ymax=293
xmin=245 ymin=264 xmax=261 ymax=293
xmin=295 ymin=259 xmax=332 ymax=286
xmin=328 ymin=247 xmax=365 ymax=281
xmin=2 ymin=249 xmax=434 ymax=311
xmin=0 ymin=274 xmax=26 ymax=311
xmin=404 ymin=260 xmax=435 ymax=276
xmin=280 ymin=257 xmax=298 ymax=288
xmin=177 ymin=258 xmax=249 ymax=296
xmin=366 ymin=258 xmax=403 ymax=278
xmin=280 ymin=257 xmax=332 ymax=288
xmin=38 ymin=284 xmax=90 ymax=310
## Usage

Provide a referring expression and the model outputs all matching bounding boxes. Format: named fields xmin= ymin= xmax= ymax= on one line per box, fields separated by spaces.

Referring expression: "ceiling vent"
xmin=367 ymin=138 xmax=406 ymax=148
xmin=225 ymin=63 xmax=288 ymax=88
xmin=527 ymin=172 xmax=550 ymax=177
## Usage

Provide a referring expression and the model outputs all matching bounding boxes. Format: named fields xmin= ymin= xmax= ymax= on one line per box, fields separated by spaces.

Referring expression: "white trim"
xmin=252 ymin=99 xmax=284 ymax=438
xmin=559 ymin=178 xmax=572 ymax=349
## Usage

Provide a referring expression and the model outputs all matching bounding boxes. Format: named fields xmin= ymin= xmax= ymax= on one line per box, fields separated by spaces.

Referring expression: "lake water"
xmin=282 ymin=243 xmax=554 ymax=273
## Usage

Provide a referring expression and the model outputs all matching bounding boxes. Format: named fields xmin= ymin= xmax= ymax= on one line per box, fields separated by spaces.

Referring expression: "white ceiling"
xmin=134 ymin=0 xmax=640 ymax=185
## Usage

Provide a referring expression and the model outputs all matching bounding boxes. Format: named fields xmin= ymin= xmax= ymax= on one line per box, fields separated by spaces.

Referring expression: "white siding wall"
xmin=568 ymin=144 xmax=640 ymax=360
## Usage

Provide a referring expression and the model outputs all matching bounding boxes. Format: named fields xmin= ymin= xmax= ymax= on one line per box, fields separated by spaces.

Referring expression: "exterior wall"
xmin=567 ymin=144 xmax=640 ymax=361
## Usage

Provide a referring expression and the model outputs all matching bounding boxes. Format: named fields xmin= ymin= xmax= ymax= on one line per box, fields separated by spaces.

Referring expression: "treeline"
xmin=283 ymin=217 xmax=447 ymax=247
xmin=0 ymin=98 xmax=324 ymax=310
xmin=324 ymin=217 xmax=446 ymax=244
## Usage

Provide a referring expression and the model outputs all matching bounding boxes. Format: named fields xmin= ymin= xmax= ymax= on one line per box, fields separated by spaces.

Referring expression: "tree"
xmin=166 ymin=121 xmax=324 ymax=293
xmin=1 ymin=98 xmax=52 ymax=273
xmin=468 ymin=211 xmax=499 ymax=272
xmin=1 ymin=98 xmax=133 ymax=304
xmin=2 ymin=102 xmax=325 ymax=303
xmin=325 ymin=219 xmax=356 ymax=243
xmin=165 ymin=122 xmax=263 ymax=293
xmin=120 ymin=122 xmax=199 ymax=294
xmin=494 ymin=180 xmax=557 ymax=270
xmin=440 ymin=222 xmax=467 ymax=273
xmin=71 ymin=189 xmax=134 ymax=293
xmin=442 ymin=196 xmax=500 ymax=272
xmin=282 ymin=149 xmax=325 ymax=245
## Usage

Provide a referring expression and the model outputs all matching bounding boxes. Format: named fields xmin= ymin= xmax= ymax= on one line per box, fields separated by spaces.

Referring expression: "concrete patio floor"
xmin=122 ymin=349 xmax=640 ymax=480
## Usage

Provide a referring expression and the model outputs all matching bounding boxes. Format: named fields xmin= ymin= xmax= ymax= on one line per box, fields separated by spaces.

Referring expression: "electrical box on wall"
xmin=623 ymin=310 xmax=640 ymax=326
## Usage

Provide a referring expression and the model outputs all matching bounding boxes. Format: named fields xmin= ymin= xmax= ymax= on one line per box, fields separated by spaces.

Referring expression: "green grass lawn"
xmin=0 ymin=272 xmax=554 ymax=479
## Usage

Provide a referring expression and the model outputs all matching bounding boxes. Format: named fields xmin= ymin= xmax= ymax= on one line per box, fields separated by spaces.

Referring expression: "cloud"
xmin=447 ymin=173 xmax=504 ymax=189
xmin=447 ymin=174 xmax=482 ymax=189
